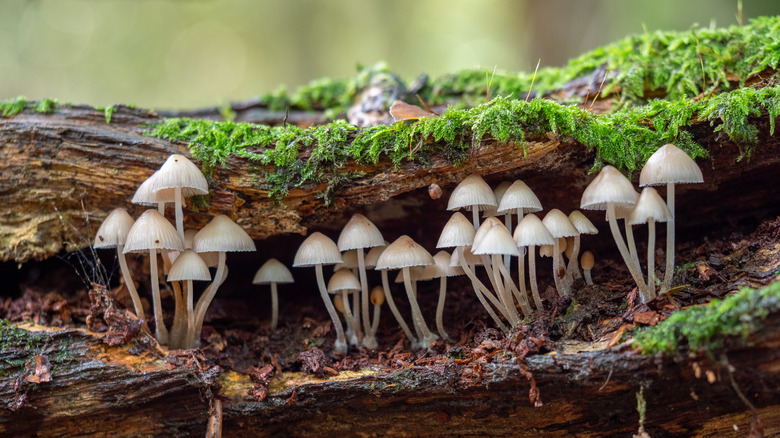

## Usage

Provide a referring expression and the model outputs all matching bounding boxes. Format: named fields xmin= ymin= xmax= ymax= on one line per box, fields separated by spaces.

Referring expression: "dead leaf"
xmin=24 ymin=355 xmax=52 ymax=384
xmin=633 ymin=311 xmax=662 ymax=326
xmin=389 ymin=100 xmax=435 ymax=122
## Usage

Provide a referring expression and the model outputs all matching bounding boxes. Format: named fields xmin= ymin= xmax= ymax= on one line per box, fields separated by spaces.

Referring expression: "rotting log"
xmin=1 ymin=104 xmax=779 ymax=263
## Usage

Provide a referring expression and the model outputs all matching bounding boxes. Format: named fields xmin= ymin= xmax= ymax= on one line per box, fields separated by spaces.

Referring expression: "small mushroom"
xmin=628 ymin=187 xmax=672 ymax=298
xmin=447 ymin=174 xmax=497 ymax=229
xmin=580 ymin=250 xmax=595 ymax=285
xmin=167 ymin=249 xmax=211 ymax=348
xmin=369 ymin=285 xmax=385 ymax=337
xmin=541 ymin=210 xmax=579 ymax=297
xmin=149 ymin=154 xmax=209 ymax=241
xmin=513 ymin=213 xmax=555 ymax=310
xmin=253 ymin=258 xmax=294 ymax=330
xmin=328 ymin=268 xmax=363 ymax=345
xmin=419 ymin=250 xmax=460 ymax=342
xmin=566 ymin=210 xmax=598 ymax=282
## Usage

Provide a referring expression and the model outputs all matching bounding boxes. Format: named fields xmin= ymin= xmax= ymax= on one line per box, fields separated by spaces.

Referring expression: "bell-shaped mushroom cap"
xmin=132 ymin=172 xmax=177 ymax=206
xmin=123 ymin=209 xmax=184 ymax=254
xmin=395 ymin=266 xmax=423 ymax=283
xmin=483 ymin=181 xmax=513 ymax=217
xmin=94 ymin=208 xmax=135 ymax=248
xmin=150 ymin=154 xmax=209 ymax=196
xmin=447 ymin=174 xmax=497 ymax=212
xmin=193 ymin=214 xmax=256 ymax=253
xmin=370 ymin=286 xmax=385 ymax=305
xmin=293 ymin=232 xmax=343 ymax=267
xmin=333 ymin=292 xmax=347 ymax=313
xmin=580 ymin=166 xmax=640 ymax=210
xmin=253 ymin=258 xmax=294 ymax=285
xmin=419 ymin=250 xmax=462 ymax=280
xmin=168 ymin=250 xmax=211 ymax=282
xmin=542 ymin=209 xmax=579 ymax=238
xmin=337 ymin=213 xmax=384 ymax=251
xmin=539 ymin=245 xmax=554 ymax=257
xmin=364 ymin=245 xmax=386 ymax=269
xmin=183 ymin=229 xmax=199 ymax=249
xmin=513 ymin=213 xmax=555 ymax=247
xmin=437 ymin=212 xmax=477 ymax=248
xmin=497 ymin=180 xmax=543 ymax=214
xmin=628 ymin=187 xmax=673 ymax=225
xmin=328 ymin=268 xmax=361 ymax=294
xmin=472 ymin=218 xmax=520 ymax=256
xmin=334 ymin=249 xmax=359 ymax=271
xmin=376 ymin=235 xmax=434 ymax=270
xmin=568 ymin=210 xmax=599 ymax=235
xmin=449 ymin=245 xmax=483 ymax=267
xmin=639 ymin=144 xmax=703 ymax=186
xmin=581 ymin=250 xmax=595 ymax=270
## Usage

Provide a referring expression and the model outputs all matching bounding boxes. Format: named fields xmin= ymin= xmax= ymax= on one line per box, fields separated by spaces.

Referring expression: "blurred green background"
xmin=2 ymin=0 xmax=778 ymax=110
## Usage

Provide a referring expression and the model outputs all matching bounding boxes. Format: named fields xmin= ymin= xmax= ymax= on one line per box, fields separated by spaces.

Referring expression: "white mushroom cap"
xmin=437 ymin=212 xmax=476 ymax=248
xmin=150 ymin=154 xmax=209 ymax=196
xmin=419 ymin=250 xmax=462 ymax=280
xmin=513 ymin=213 xmax=555 ymax=247
xmin=628 ymin=187 xmax=673 ymax=225
xmin=447 ymin=174 xmax=497 ymax=212
xmin=639 ymin=144 xmax=704 ymax=186
xmin=375 ymin=235 xmax=434 ymax=270
xmin=364 ymin=244 xmax=386 ymax=269
xmin=449 ymin=245 xmax=483 ymax=267
xmin=568 ymin=210 xmax=599 ymax=235
xmin=472 ymin=218 xmax=520 ymax=256
xmin=483 ymin=181 xmax=513 ymax=217
xmin=581 ymin=251 xmax=595 ymax=270
xmin=337 ymin=213 xmax=384 ymax=251
xmin=253 ymin=258 xmax=294 ymax=285
xmin=542 ymin=209 xmax=579 ymax=238
xmin=334 ymin=249 xmax=359 ymax=271
xmin=293 ymin=232 xmax=343 ymax=267
xmin=94 ymin=208 xmax=135 ymax=248
xmin=168 ymin=250 xmax=211 ymax=282
xmin=497 ymin=180 xmax=543 ymax=214
xmin=123 ymin=209 xmax=184 ymax=253
xmin=328 ymin=268 xmax=361 ymax=293
xmin=193 ymin=214 xmax=256 ymax=253
xmin=580 ymin=166 xmax=640 ymax=211
xmin=132 ymin=171 xmax=177 ymax=206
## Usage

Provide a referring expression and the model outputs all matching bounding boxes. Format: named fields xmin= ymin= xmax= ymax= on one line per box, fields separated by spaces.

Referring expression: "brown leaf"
xmin=24 ymin=355 xmax=52 ymax=384
xmin=389 ymin=100 xmax=435 ymax=122
xmin=633 ymin=311 xmax=662 ymax=326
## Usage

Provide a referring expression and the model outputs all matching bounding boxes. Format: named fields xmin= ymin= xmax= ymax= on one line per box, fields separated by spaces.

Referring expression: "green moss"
xmin=104 ymin=105 xmax=116 ymax=124
xmin=633 ymin=281 xmax=780 ymax=356
xmin=1 ymin=96 xmax=58 ymax=117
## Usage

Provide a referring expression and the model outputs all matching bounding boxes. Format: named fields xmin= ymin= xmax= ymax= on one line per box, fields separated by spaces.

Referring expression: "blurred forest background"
xmin=2 ymin=0 xmax=779 ymax=110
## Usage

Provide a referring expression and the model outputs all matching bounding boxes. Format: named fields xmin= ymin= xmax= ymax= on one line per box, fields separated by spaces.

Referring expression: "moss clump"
xmin=1 ymin=96 xmax=58 ymax=117
xmin=104 ymin=105 xmax=116 ymax=124
xmin=0 ymin=320 xmax=76 ymax=378
xmin=633 ymin=281 xmax=780 ymax=356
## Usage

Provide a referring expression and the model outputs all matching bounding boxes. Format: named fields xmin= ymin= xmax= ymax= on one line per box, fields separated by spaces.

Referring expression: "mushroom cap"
xmin=581 ymin=250 xmax=595 ymax=270
xmin=337 ymin=213 xmax=384 ymax=251
xmin=253 ymin=258 xmax=294 ymax=285
xmin=542 ymin=209 xmax=579 ymax=238
xmin=449 ymin=245 xmax=484 ymax=267
xmin=132 ymin=171 xmax=178 ymax=206
xmin=447 ymin=174 xmax=497 ymax=212
xmin=183 ymin=228 xmax=199 ymax=249
xmin=472 ymin=218 xmax=520 ymax=256
xmin=364 ymin=244 xmax=386 ymax=269
xmin=328 ymin=268 xmax=361 ymax=293
xmin=168 ymin=250 xmax=211 ymax=282
xmin=497 ymin=180 xmax=543 ymax=214
xmin=628 ymin=187 xmax=673 ymax=225
xmin=150 ymin=154 xmax=209 ymax=196
xmin=333 ymin=292 xmax=347 ymax=313
xmin=539 ymin=244 xmax=554 ymax=257
xmin=639 ymin=144 xmax=703 ymax=187
xmin=580 ymin=166 xmax=640 ymax=211
xmin=334 ymin=249 xmax=359 ymax=271
xmin=482 ymin=181 xmax=513 ymax=217
xmin=437 ymin=212 xmax=476 ymax=248
xmin=419 ymin=250 xmax=462 ymax=280
xmin=94 ymin=208 xmax=135 ymax=248
xmin=394 ymin=266 xmax=424 ymax=283
xmin=123 ymin=209 xmax=184 ymax=254
xmin=568 ymin=210 xmax=599 ymax=235
xmin=370 ymin=285 xmax=385 ymax=305
xmin=193 ymin=214 xmax=256 ymax=253
xmin=513 ymin=213 xmax=555 ymax=247
xmin=376 ymin=235 xmax=434 ymax=270
xmin=293 ymin=232 xmax=343 ymax=267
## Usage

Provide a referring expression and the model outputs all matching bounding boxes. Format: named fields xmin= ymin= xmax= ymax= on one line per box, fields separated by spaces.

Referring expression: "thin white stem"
xmin=662 ymin=183 xmax=676 ymax=292
xmin=552 ymin=239 xmax=567 ymax=297
xmin=191 ymin=252 xmax=226 ymax=348
xmin=316 ymin=264 xmax=347 ymax=354
xmin=647 ymin=220 xmax=657 ymax=299
xmin=584 ymin=269 xmax=594 ymax=285
xmin=186 ymin=279 xmax=194 ymax=343
xmin=503 ymin=213 xmax=512 ymax=275
xmin=567 ymin=235 xmax=583 ymax=281
xmin=435 ymin=276 xmax=453 ymax=342
xmin=625 ymin=220 xmax=640 ymax=271
xmin=492 ymin=254 xmax=519 ymax=325
xmin=516 ymin=209 xmax=528 ymax=302
xmin=170 ymin=280 xmax=187 ymax=348
xmin=358 ymin=249 xmax=374 ymax=348
xmin=174 ymin=187 xmax=184 ymax=242
xmin=371 ymin=303 xmax=381 ymax=336
xmin=148 ymin=248 xmax=169 ymax=344
xmin=457 ymin=247 xmax=509 ymax=332
xmin=472 ymin=208 xmax=480 ymax=230
xmin=607 ymin=203 xmax=650 ymax=301
xmin=496 ymin=257 xmax=533 ymax=317
xmin=403 ymin=267 xmax=438 ymax=346
xmin=116 ymin=245 xmax=145 ymax=322
xmin=475 ymin=255 xmax=512 ymax=319
xmin=381 ymin=270 xmax=417 ymax=344
xmin=270 ymin=282 xmax=279 ymax=330
xmin=528 ymin=246 xmax=543 ymax=310
xmin=341 ymin=292 xmax=361 ymax=344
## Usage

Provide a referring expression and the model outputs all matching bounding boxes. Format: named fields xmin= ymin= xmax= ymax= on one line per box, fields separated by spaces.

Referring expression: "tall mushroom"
xmin=497 ymin=180 xmax=543 ymax=297
xmin=513 ymin=213 xmax=555 ymax=310
xmin=253 ymin=258 xmax=294 ymax=330
xmin=628 ymin=187 xmax=672 ymax=298
xmin=293 ymin=232 xmax=348 ymax=354
xmin=370 ymin=246 xmax=418 ymax=346
xmin=566 ymin=210 xmax=598 ymax=282
xmin=337 ymin=213 xmax=384 ymax=350
xmin=447 ymin=174 xmax=497 ymax=230
xmin=639 ymin=144 xmax=704 ymax=292
xmin=150 ymin=154 xmax=209 ymax=241
xmin=419 ymin=250 xmax=461 ymax=342
xmin=167 ymin=249 xmax=211 ymax=348
xmin=541 ymin=209 xmax=579 ymax=297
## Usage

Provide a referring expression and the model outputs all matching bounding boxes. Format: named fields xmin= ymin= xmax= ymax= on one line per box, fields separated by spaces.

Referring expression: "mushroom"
xmin=447 ymin=174 xmax=497 ymax=229
xmin=337 ymin=213 xmax=385 ymax=350
xmin=566 ymin=210 xmax=598 ymax=282
xmin=580 ymin=250 xmax=595 ymax=285
xmin=497 ymin=180 xmax=543 ymax=298
xmin=369 ymin=285 xmax=385 ymax=337
xmin=123 ymin=209 xmax=185 ymax=344
xmin=253 ymin=258 xmax=294 ymax=330
xmin=328 ymin=268 xmax=363 ymax=345
xmin=628 ymin=187 xmax=673 ymax=298
xmin=541 ymin=210 xmax=579 ymax=297
xmin=639 ymin=144 xmax=704 ymax=292
xmin=132 ymin=171 xmax=176 ymax=215
xmin=190 ymin=214 xmax=256 ymax=348
xmin=94 ymin=208 xmax=146 ymax=325
xmin=293 ymin=232 xmax=348 ymax=354
xmin=513 ymin=213 xmax=555 ymax=310
xmin=149 ymin=154 xmax=209 ymax=241
xmin=376 ymin=236 xmax=439 ymax=347
xmin=418 ymin=250 xmax=461 ymax=342
xmin=167 ymin=249 xmax=211 ymax=348
xmin=333 ymin=249 xmax=360 ymax=343
xmin=370 ymin=246 xmax=418 ymax=346
xmin=580 ymin=166 xmax=649 ymax=301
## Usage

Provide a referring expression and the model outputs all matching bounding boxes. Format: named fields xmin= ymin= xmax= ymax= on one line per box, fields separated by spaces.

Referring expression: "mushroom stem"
xmin=371 ymin=303 xmax=382 ymax=336
xmin=647 ymin=220 xmax=657 ymax=299
xmin=341 ymin=293 xmax=362 ymax=344
xmin=515 ymin=209 xmax=528 ymax=305
xmin=186 ymin=279 xmax=194 ymax=342
xmin=116 ymin=244 xmax=146 ymax=326
xmin=625 ymin=220 xmax=640 ymax=271
xmin=435 ymin=276 xmax=453 ymax=342
xmin=170 ymin=281 xmax=187 ymax=348
xmin=316 ymin=264 xmax=348 ymax=354
xmin=552 ymin=239 xmax=568 ymax=297
xmin=662 ymin=182 xmax=676 ymax=292
xmin=471 ymin=208 xmax=480 ymax=230
xmin=191 ymin=251 xmax=227 ymax=348
xmin=495 ymin=256 xmax=533 ymax=317
xmin=527 ymin=245 xmax=544 ymax=309
xmin=380 ymin=270 xmax=417 ymax=345
xmin=492 ymin=254 xmax=520 ymax=325
xmin=357 ymin=249 xmax=376 ymax=349
xmin=503 ymin=213 xmax=512 ymax=274
xmin=402 ymin=267 xmax=438 ymax=346
xmin=457 ymin=247 xmax=509 ymax=332
xmin=174 ymin=187 xmax=185 ymax=242
xmin=270 ymin=282 xmax=279 ymax=330
xmin=566 ymin=235 xmax=583 ymax=281
xmin=606 ymin=203 xmax=650 ymax=301
xmin=475 ymin=255 xmax=513 ymax=320
xmin=584 ymin=269 xmax=594 ymax=286
xmin=148 ymin=248 xmax=169 ymax=344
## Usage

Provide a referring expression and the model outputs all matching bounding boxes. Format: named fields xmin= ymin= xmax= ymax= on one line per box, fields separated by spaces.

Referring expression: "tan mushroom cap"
xmin=513 ymin=213 xmax=555 ymax=247
xmin=370 ymin=286 xmax=385 ymax=305
xmin=253 ymin=258 xmax=294 ymax=285
xmin=483 ymin=181 xmax=513 ymax=217
xmin=328 ymin=268 xmax=361 ymax=293
xmin=542 ymin=209 xmax=579 ymax=238
xmin=337 ymin=213 xmax=384 ymax=251
xmin=150 ymin=154 xmax=209 ymax=196
xmin=94 ymin=208 xmax=135 ymax=248
xmin=193 ymin=214 xmax=256 ymax=253
xmin=581 ymin=251 xmax=595 ymax=270
xmin=472 ymin=218 xmax=519 ymax=256
xmin=132 ymin=171 xmax=177 ymax=206
xmin=639 ymin=144 xmax=704 ymax=186
xmin=628 ymin=187 xmax=673 ymax=225
xmin=364 ymin=244 xmax=387 ymax=269
xmin=293 ymin=232 xmax=343 ymax=267
xmin=580 ymin=166 xmax=640 ymax=210
xmin=568 ymin=210 xmax=599 ymax=235
xmin=395 ymin=267 xmax=424 ymax=283
xmin=497 ymin=180 xmax=543 ymax=214
xmin=437 ymin=212 xmax=476 ymax=248
xmin=333 ymin=292 xmax=347 ymax=313
xmin=123 ymin=209 xmax=184 ymax=254
xmin=447 ymin=174 xmax=497 ymax=212
xmin=376 ymin=235 xmax=434 ymax=270
xmin=334 ymin=249 xmax=359 ymax=271
xmin=449 ymin=245 xmax=483 ymax=267
xmin=168 ymin=250 xmax=211 ymax=282
xmin=420 ymin=250 xmax=463 ymax=280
